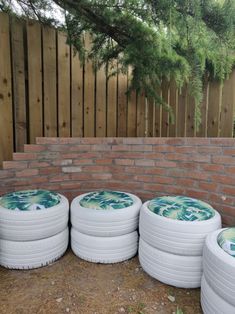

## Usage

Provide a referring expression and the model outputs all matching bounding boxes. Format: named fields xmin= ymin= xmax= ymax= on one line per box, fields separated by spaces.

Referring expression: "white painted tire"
xmin=203 ymin=229 xmax=235 ymax=307
xmin=71 ymin=191 xmax=142 ymax=237
xmin=201 ymin=275 xmax=235 ymax=314
xmin=139 ymin=201 xmax=221 ymax=256
xmin=71 ymin=228 xmax=138 ymax=263
xmin=138 ymin=238 xmax=202 ymax=288
xmin=0 ymin=194 xmax=69 ymax=241
xmin=0 ymin=227 xmax=69 ymax=270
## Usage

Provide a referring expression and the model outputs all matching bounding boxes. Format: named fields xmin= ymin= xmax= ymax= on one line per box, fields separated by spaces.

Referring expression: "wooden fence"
xmin=0 ymin=12 xmax=235 ymax=164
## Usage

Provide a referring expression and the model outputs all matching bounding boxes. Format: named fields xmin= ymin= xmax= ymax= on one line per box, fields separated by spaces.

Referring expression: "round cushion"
xmin=217 ymin=227 xmax=235 ymax=257
xmin=71 ymin=190 xmax=142 ymax=237
xmin=0 ymin=189 xmax=69 ymax=241
xmin=147 ymin=195 xmax=215 ymax=221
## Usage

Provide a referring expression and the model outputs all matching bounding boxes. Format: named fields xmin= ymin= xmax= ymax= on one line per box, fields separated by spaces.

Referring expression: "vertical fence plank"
xmin=161 ymin=79 xmax=170 ymax=137
xmin=107 ymin=62 xmax=117 ymax=137
xmin=84 ymin=33 xmax=95 ymax=137
xmin=220 ymin=71 xmax=235 ymax=137
xmin=11 ymin=17 xmax=27 ymax=151
xmin=169 ymin=80 xmax=178 ymax=137
xmin=177 ymin=86 xmax=187 ymax=137
xmin=197 ymin=80 xmax=209 ymax=137
xmin=137 ymin=92 xmax=146 ymax=137
xmin=117 ymin=68 xmax=128 ymax=137
xmin=207 ymin=81 xmax=222 ymax=137
xmin=57 ymin=32 xmax=70 ymax=137
xmin=186 ymin=94 xmax=196 ymax=137
xmin=43 ymin=26 xmax=57 ymax=137
xmin=0 ymin=13 xmax=13 ymax=164
xmin=147 ymin=98 xmax=154 ymax=137
xmin=71 ymin=47 xmax=83 ymax=137
xmin=127 ymin=69 xmax=137 ymax=137
xmin=27 ymin=20 xmax=43 ymax=143
xmin=154 ymin=88 xmax=162 ymax=137
xmin=96 ymin=64 xmax=106 ymax=137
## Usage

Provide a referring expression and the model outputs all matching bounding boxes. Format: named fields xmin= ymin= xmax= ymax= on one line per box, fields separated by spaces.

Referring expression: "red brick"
xmin=153 ymin=145 xmax=175 ymax=152
xmin=166 ymin=138 xmax=186 ymax=145
xmin=73 ymin=159 xmax=94 ymax=165
xmin=178 ymin=178 xmax=197 ymax=188
xmin=40 ymin=167 xmax=60 ymax=175
xmin=135 ymin=160 xmax=155 ymax=167
xmin=36 ymin=137 xmax=60 ymax=144
xmin=200 ymin=164 xmax=224 ymax=173
xmin=198 ymin=147 xmax=222 ymax=154
xmin=221 ymin=186 xmax=235 ymax=196
xmin=143 ymin=183 xmax=169 ymax=193
xmin=134 ymin=175 xmax=153 ymax=183
xmin=69 ymin=145 xmax=92 ymax=152
xmin=16 ymin=169 xmax=39 ymax=177
xmin=24 ymin=144 xmax=47 ymax=152
xmin=186 ymin=171 xmax=210 ymax=181
xmin=123 ymin=138 xmax=144 ymax=144
xmin=184 ymin=189 xmax=209 ymax=200
xmin=95 ymin=159 xmax=113 ymax=165
xmin=91 ymin=145 xmax=112 ymax=151
xmin=198 ymin=182 xmax=218 ymax=192
xmin=210 ymin=138 xmax=235 ymax=146
xmin=70 ymin=173 xmax=92 ymax=181
xmin=144 ymin=138 xmax=167 ymax=144
xmin=50 ymin=174 xmax=70 ymax=182
xmin=224 ymin=167 xmax=235 ymax=175
xmin=223 ymin=148 xmax=235 ymax=155
xmin=221 ymin=215 xmax=235 ymax=227
xmin=48 ymin=145 xmax=70 ymax=152
xmin=52 ymin=159 xmax=73 ymax=166
xmin=112 ymin=145 xmax=130 ymax=151
xmin=210 ymin=174 xmax=235 ymax=185
xmin=60 ymin=182 xmax=82 ymax=189
xmin=115 ymin=159 xmax=134 ymax=166
xmin=177 ymin=162 xmax=198 ymax=170
xmin=174 ymin=146 xmax=196 ymax=154
xmin=82 ymin=166 xmax=110 ymax=172
xmin=91 ymin=173 xmax=112 ymax=180
xmin=29 ymin=161 xmax=50 ymax=168
xmin=144 ymin=168 xmax=166 ymax=175
xmin=0 ymin=170 xmax=14 ymax=179
xmin=185 ymin=138 xmax=210 ymax=145
xmin=3 ymin=161 xmax=27 ymax=170
xmin=212 ymin=156 xmax=235 ymax=165
xmin=13 ymin=153 xmax=37 ymax=161
xmin=165 ymin=153 xmax=189 ymax=162
xmin=112 ymin=173 xmax=134 ymax=181
xmin=131 ymin=145 xmax=152 ymax=152
xmin=191 ymin=155 xmax=211 ymax=163
xmin=156 ymin=161 xmax=177 ymax=168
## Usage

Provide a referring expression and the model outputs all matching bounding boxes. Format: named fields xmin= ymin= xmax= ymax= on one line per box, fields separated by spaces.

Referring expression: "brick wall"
xmin=0 ymin=137 xmax=235 ymax=226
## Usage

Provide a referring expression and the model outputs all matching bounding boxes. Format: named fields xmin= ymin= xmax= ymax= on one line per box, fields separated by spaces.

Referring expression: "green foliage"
xmin=1 ymin=0 xmax=235 ymax=128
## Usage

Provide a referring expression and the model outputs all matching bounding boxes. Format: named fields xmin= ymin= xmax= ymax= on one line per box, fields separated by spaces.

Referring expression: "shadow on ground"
xmin=0 ymin=250 xmax=202 ymax=314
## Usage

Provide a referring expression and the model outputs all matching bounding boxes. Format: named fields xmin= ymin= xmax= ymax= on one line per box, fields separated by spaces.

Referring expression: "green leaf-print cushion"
xmin=147 ymin=196 xmax=215 ymax=221
xmin=217 ymin=228 xmax=235 ymax=257
xmin=79 ymin=190 xmax=134 ymax=210
xmin=0 ymin=190 xmax=61 ymax=211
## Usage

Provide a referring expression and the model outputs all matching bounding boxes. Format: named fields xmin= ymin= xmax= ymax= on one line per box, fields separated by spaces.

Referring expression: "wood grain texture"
xmin=57 ymin=32 xmax=71 ymax=137
xmin=137 ymin=92 xmax=146 ymax=137
xmin=207 ymin=81 xmax=222 ymax=137
xmin=220 ymin=71 xmax=235 ymax=137
xmin=161 ymin=79 xmax=170 ymax=137
xmin=96 ymin=64 xmax=106 ymax=137
xmin=84 ymin=33 xmax=95 ymax=137
xmin=71 ymin=47 xmax=83 ymax=137
xmin=11 ymin=17 xmax=27 ymax=151
xmin=177 ymin=86 xmax=187 ymax=137
xmin=107 ymin=61 xmax=117 ymax=137
xmin=27 ymin=20 xmax=43 ymax=143
xmin=43 ymin=26 xmax=57 ymax=137
xmin=0 ymin=13 xmax=13 ymax=164
xmin=117 ymin=67 xmax=128 ymax=137
xmin=169 ymin=80 xmax=178 ymax=137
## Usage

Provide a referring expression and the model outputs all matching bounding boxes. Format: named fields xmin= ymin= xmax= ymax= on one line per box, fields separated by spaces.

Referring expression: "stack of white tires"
xmin=71 ymin=190 xmax=142 ymax=263
xmin=0 ymin=190 xmax=69 ymax=269
xmin=139 ymin=196 xmax=221 ymax=288
xmin=201 ymin=228 xmax=235 ymax=314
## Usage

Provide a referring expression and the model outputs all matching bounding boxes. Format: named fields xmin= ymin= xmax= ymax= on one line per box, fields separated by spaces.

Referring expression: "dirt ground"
xmin=0 ymin=250 xmax=202 ymax=314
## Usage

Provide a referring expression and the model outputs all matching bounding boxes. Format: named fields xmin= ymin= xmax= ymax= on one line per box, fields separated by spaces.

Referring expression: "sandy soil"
xmin=0 ymin=250 xmax=202 ymax=314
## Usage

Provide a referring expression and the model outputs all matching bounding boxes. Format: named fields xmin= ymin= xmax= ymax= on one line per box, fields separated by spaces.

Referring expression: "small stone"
xmin=168 ymin=295 xmax=175 ymax=302
xmin=51 ymin=281 xmax=55 ymax=285
xmin=135 ymin=267 xmax=139 ymax=272
xmin=119 ymin=307 xmax=125 ymax=313
xmin=56 ymin=298 xmax=63 ymax=303
xmin=186 ymin=292 xmax=190 ymax=295
xmin=161 ymin=302 xmax=165 ymax=306
xmin=66 ymin=308 xmax=70 ymax=313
